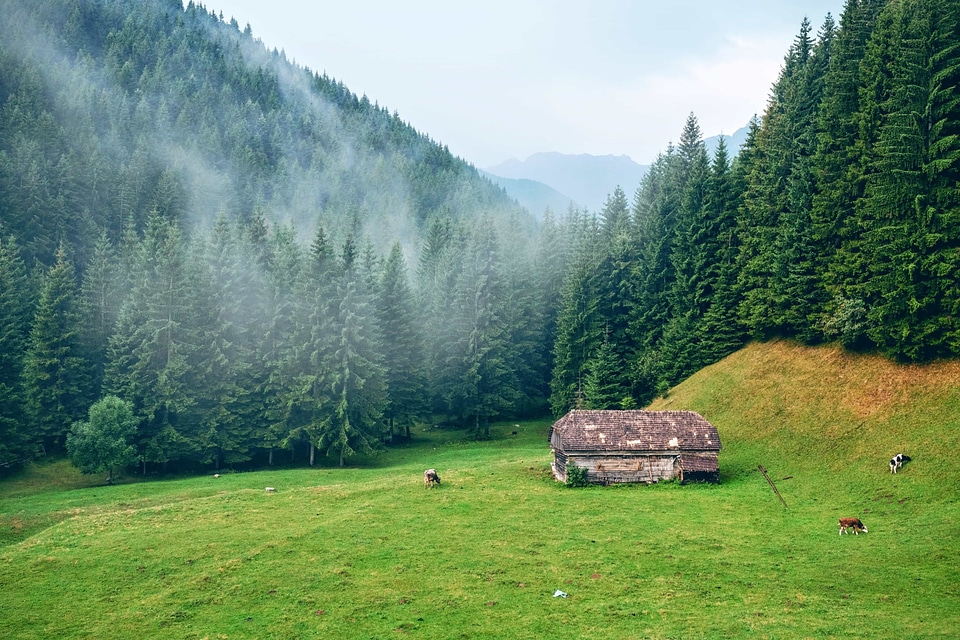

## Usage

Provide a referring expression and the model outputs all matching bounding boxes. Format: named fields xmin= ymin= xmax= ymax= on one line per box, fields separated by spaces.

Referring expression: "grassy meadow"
xmin=3 ymin=340 xmax=960 ymax=639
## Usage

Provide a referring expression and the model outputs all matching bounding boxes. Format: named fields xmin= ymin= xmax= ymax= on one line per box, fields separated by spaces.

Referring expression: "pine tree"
xmin=196 ymin=214 xmax=260 ymax=470
xmin=737 ymin=20 xmax=816 ymax=338
xmin=321 ymin=243 xmax=388 ymax=464
xmin=377 ymin=243 xmax=428 ymax=439
xmin=662 ymin=113 xmax=711 ymax=383
xmin=0 ymin=235 xmax=35 ymax=464
xmin=449 ymin=221 xmax=518 ymax=437
xmin=549 ymin=234 xmax=603 ymax=416
xmin=812 ymin=0 xmax=887 ymax=317
xmin=599 ymin=186 xmax=631 ymax=239
xmin=283 ymin=224 xmax=337 ymax=465
xmin=22 ymin=244 xmax=90 ymax=452
xmin=696 ymin=138 xmax=747 ymax=362
xmin=771 ymin=15 xmax=835 ymax=341
xmin=583 ymin=335 xmax=626 ymax=410
xmin=79 ymin=231 xmax=122 ymax=399
xmin=628 ymin=146 xmax=684 ymax=399
xmin=104 ymin=212 xmax=201 ymax=470
xmin=416 ymin=214 xmax=464 ymax=415
xmin=259 ymin=222 xmax=303 ymax=464
xmin=860 ymin=0 xmax=960 ymax=359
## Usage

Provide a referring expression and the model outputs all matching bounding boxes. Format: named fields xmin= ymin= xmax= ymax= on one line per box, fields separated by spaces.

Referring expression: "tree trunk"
xmin=309 ymin=443 xmax=315 ymax=466
xmin=268 ymin=448 xmax=273 ymax=466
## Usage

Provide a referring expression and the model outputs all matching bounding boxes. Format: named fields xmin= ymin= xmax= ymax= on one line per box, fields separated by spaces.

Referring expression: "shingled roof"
xmin=550 ymin=410 xmax=721 ymax=452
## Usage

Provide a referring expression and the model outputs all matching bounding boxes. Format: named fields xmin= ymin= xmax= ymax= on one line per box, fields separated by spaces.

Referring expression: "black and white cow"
xmin=890 ymin=453 xmax=911 ymax=473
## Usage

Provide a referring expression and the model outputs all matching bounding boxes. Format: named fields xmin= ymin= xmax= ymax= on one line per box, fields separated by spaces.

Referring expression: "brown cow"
xmin=839 ymin=517 xmax=867 ymax=535
xmin=423 ymin=468 xmax=441 ymax=488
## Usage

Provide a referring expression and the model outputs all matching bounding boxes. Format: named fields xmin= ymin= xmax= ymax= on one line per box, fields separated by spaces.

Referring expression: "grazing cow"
xmin=839 ymin=517 xmax=868 ymax=535
xmin=890 ymin=453 xmax=911 ymax=473
xmin=423 ymin=468 xmax=441 ymax=488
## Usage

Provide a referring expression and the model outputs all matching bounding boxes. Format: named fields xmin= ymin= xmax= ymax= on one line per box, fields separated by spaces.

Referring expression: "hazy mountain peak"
xmin=485 ymin=152 xmax=649 ymax=213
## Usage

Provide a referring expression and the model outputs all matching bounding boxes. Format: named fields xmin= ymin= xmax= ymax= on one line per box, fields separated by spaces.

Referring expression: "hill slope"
xmin=480 ymin=171 xmax=579 ymax=219
xmin=650 ymin=339 xmax=960 ymax=481
xmin=0 ymin=0 xmax=529 ymax=268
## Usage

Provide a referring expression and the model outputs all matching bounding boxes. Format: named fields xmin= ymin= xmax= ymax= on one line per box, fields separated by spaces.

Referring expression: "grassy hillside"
xmin=3 ymin=340 xmax=960 ymax=639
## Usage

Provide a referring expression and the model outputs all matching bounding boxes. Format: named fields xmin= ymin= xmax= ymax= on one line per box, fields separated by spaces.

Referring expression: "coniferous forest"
xmin=0 ymin=0 xmax=958 ymax=474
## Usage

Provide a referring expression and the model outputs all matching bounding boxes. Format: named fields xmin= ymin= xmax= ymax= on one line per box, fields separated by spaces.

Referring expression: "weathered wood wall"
xmin=553 ymin=452 xmax=689 ymax=484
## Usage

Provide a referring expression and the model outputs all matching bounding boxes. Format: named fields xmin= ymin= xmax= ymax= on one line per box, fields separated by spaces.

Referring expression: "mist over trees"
xmin=1 ymin=0 xmax=958 ymax=473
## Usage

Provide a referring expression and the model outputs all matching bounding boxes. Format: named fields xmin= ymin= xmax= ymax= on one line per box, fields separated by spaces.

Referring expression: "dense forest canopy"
xmin=0 ymin=0 xmax=958 ymax=474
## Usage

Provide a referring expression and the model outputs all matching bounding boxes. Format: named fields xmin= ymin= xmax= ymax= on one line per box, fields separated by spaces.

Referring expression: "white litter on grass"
xmin=553 ymin=590 xmax=567 ymax=598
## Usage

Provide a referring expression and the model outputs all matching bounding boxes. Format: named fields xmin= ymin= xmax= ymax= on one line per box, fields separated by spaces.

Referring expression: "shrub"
xmin=565 ymin=463 xmax=590 ymax=487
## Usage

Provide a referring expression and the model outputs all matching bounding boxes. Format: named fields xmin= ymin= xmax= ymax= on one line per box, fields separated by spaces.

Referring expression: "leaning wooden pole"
xmin=758 ymin=464 xmax=788 ymax=508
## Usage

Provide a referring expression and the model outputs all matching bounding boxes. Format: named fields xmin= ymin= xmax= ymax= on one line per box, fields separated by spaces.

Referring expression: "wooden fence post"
xmin=758 ymin=464 xmax=788 ymax=508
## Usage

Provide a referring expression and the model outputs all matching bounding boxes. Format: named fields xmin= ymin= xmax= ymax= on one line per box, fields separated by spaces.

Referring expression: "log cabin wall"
xmin=565 ymin=452 xmax=683 ymax=484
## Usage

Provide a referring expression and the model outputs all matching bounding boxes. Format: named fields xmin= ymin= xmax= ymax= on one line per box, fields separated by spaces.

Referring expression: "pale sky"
xmin=206 ymin=1 xmax=844 ymax=168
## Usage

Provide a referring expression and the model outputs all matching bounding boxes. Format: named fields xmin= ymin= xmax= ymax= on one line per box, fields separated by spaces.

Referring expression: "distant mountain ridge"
xmin=484 ymin=127 xmax=751 ymax=217
xmin=485 ymin=152 xmax=649 ymax=214
xmin=704 ymin=125 xmax=751 ymax=158
xmin=481 ymin=172 xmax=579 ymax=219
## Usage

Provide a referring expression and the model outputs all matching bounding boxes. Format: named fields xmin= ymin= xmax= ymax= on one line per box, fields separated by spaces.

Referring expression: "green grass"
xmin=3 ymin=340 xmax=960 ymax=639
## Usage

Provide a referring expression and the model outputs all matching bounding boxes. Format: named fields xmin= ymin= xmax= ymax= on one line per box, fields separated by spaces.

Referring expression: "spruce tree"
xmin=696 ymin=138 xmax=747 ymax=362
xmin=377 ymin=243 xmax=428 ymax=439
xmin=583 ymin=335 xmax=627 ymax=410
xmin=0 ymin=235 xmax=35 ymax=464
xmin=259 ymin=222 xmax=303 ymax=464
xmin=22 ymin=245 xmax=90 ymax=452
xmin=104 ymin=212 xmax=201 ymax=470
xmin=812 ymin=0 xmax=886 ymax=317
xmin=321 ymin=242 xmax=388 ymax=465
xmin=861 ymin=0 xmax=960 ymax=359
xmin=283 ymin=224 xmax=337 ymax=465
xmin=79 ymin=231 xmax=122 ymax=400
xmin=449 ymin=221 xmax=518 ymax=436
xmin=549 ymin=234 xmax=603 ymax=416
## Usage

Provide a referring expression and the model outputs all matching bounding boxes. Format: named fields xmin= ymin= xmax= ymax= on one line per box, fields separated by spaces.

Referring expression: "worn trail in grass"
xmin=3 ymin=341 xmax=960 ymax=639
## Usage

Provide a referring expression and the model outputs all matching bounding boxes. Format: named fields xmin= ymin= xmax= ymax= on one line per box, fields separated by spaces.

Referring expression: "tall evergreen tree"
xmin=449 ymin=221 xmax=518 ymax=436
xmin=661 ymin=113 xmax=711 ymax=383
xmin=0 ymin=235 xmax=35 ymax=464
xmin=582 ymin=334 xmax=627 ymax=410
xmin=812 ymin=0 xmax=887 ymax=318
xmin=104 ymin=212 xmax=202 ymax=470
xmin=376 ymin=242 xmax=428 ymax=439
xmin=259 ymin=222 xmax=303 ymax=464
xmin=860 ymin=0 xmax=960 ymax=359
xmin=549 ymin=229 xmax=603 ymax=415
xmin=696 ymin=138 xmax=747 ymax=362
xmin=79 ymin=231 xmax=122 ymax=399
xmin=22 ymin=244 xmax=90 ymax=452
xmin=283 ymin=224 xmax=337 ymax=465
xmin=316 ymin=235 xmax=388 ymax=465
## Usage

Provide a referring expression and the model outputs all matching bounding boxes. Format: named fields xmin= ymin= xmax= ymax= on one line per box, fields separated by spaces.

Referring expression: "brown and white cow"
xmin=839 ymin=517 xmax=867 ymax=535
xmin=423 ymin=468 xmax=441 ymax=488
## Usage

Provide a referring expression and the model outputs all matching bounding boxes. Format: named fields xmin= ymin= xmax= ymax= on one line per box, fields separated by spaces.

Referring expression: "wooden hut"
xmin=549 ymin=410 xmax=721 ymax=484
